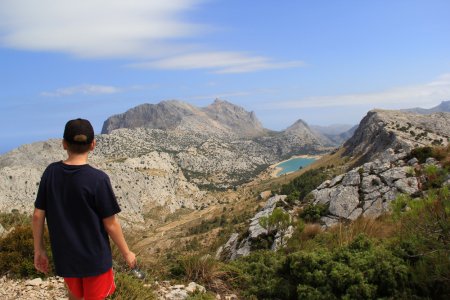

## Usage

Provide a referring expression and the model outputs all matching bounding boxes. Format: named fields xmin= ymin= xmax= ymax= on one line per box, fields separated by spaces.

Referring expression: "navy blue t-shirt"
xmin=35 ymin=161 xmax=121 ymax=277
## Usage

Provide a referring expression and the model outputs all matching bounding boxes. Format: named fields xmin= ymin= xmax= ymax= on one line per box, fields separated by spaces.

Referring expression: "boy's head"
xmin=63 ymin=118 xmax=95 ymax=154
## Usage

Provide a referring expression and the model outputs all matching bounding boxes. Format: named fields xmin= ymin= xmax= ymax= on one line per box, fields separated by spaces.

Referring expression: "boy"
xmin=32 ymin=118 xmax=136 ymax=300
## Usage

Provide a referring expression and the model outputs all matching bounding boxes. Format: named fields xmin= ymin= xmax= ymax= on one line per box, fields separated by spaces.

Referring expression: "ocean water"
xmin=276 ymin=157 xmax=316 ymax=176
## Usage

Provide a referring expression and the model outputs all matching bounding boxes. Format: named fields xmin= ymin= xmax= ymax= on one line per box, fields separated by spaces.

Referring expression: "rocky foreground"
xmin=0 ymin=276 xmax=239 ymax=300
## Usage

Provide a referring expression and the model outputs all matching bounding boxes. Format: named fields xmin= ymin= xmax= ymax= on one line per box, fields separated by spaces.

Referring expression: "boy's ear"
xmin=90 ymin=140 xmax=96 ymax=151
xmin=62 ymin=139 xmax=68 ymax=150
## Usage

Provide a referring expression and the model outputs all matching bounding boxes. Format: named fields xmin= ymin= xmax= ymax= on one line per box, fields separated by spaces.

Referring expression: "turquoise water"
xmin=276 ymin=157 xmax=316 ymax=176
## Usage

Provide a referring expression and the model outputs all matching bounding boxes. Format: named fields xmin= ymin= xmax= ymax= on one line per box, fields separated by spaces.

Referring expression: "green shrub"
xmin=0 ymin=211 xmax=30 ymax=229
xmin=299 ymin=204 xmax=329 ymax=222
xmin=108 ymin=272 xmax=156 ymax=300
xmin=0 ymin=226 xmax=53 ymax=278
xmin=280 ymin=168 xmax=329 ymax=202
xmin=230 ymin=250 xmax=295 ymax=299
xmin=392 ymin=187 xmax=450 ymax=298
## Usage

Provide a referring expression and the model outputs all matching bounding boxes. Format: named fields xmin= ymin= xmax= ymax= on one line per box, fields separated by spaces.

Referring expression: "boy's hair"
xmin=63 ymin=118 xmax=94 ymax=154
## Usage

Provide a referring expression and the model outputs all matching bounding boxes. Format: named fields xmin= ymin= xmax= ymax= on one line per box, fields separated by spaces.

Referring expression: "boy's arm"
xmin=32 ymin=208 xmax=49 ymax=273
xmin=103 ymin=215 xmax=136 ymax=269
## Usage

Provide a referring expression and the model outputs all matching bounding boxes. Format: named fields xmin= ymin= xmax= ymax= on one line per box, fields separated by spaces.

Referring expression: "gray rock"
xmin=317 ymin=179 xmax=331 ymax=190
xmin=379 ymin=167 xmax=408 ymax=186
xmin=348 ymin=208 xmax=363 ymax=221
xmin=363 ymin=198 xmax=384 ymax=218
xmin=361 ymin=175 xmax=383 ymax=194
xmin=320 ymin=216 xmax=339 ymax=228
xmin=364 ymin=190 xmax=381 ymax=202
xmin=272 ymin=225 xmax=294 ymax=251
xmin=312 ymin=188 xmax=332 ymax=206
xmin=408 ymin=158 xmax=419 ymax=165
xmin=236 ymin=241 xmax=251 ymax=258
xmin=395 ymin=177 xmax=419 ymax=194
xmin=216 ymin=233 xmax=239 ymax=260
xmin=425 ymin=157 xmax=437 ymax=164
xmin=26 ymin=278 xmax=43 ymax=286
xmin=328 ymin=186 xmax=360 ymax=218
xmin=328 ymin=174 xmax=344 ymax=187
xmin=342 ymin=170 xmax=361 ymax=186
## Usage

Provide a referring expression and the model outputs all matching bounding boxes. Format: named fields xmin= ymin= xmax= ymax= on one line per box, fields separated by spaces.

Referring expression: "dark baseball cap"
xmin=63 ymin=118 xmax=94 ymax=145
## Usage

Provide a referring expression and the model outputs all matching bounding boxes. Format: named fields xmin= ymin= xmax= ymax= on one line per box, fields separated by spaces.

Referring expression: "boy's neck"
xmin=63 ymin=152 xmax=89 ymax=165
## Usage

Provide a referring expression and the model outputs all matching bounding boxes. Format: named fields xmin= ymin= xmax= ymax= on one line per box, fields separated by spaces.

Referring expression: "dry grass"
xmin=329 ymin=216 xmax=398 ymax=247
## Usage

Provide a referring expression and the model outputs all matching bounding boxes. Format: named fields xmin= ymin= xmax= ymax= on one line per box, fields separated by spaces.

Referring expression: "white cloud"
xmin=0 ymin=0 xmax=204 ymax=58
xmin=0 ymin=1 xmax=304 ymax=73
xmin=129 ymin=51 xmax=305 ymax=73
xmin=41 ymin=84 xmax=121 ymax=97
xmin=261 ymin=73 xmax=450 ymax=110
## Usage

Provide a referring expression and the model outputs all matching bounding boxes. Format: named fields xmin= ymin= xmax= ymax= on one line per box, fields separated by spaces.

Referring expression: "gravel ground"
xmin=0 ymin=276 xmax=67 ymax=300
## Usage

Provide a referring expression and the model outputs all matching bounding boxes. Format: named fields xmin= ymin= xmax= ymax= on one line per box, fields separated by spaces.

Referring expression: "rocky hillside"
xmin=343 ymin=109 xmax=450 ymax=163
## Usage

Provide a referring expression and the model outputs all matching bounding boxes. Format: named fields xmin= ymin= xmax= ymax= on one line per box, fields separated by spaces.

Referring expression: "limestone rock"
xmin=328 ymin=186 xmax=360 ymax=218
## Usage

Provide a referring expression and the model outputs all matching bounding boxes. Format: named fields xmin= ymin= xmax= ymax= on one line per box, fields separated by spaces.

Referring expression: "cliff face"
xmin=102 ymin=99 xmax=267 ymax=138
xmin=343 ymin=110 xmax=450 ymax=163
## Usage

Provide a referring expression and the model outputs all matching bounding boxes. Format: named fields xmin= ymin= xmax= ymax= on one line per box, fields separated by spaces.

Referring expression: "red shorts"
xmin=64 ymin=268 xmax=116 ymax=300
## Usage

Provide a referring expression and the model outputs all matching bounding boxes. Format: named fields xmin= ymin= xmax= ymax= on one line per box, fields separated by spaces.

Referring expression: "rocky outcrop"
xmin=343 ymin=110 xmax=450 ymax=163
xmin=310 ymin=148 xmax=442 ymax=226
xmin=217 ymin=195 xmax=290 ymax=260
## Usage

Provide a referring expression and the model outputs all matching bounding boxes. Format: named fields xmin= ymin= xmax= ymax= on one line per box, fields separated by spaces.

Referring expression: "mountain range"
xmin=0 ymin=99 xmax=449 ymax=226
xmin=401 ymin=100 xmax=450 ymax=114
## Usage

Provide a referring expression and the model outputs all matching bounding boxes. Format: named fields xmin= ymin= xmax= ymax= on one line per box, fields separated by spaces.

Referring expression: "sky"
xmin=1 ymin=0 xmax=450 ymax=154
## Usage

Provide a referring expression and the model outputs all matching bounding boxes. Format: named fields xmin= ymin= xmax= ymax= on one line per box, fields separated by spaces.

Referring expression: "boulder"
xmin=379 ymin=167 xmax=408 ymax=186
xmin=361 ymin=175 xmax=383 ymax=194
xmin=341 ymin=170 xmax=361 ymax=186
xmin=395 ymin=177 xmax=419 ymax=194
xmin=328 ymin=186 xmax=360 ymax=218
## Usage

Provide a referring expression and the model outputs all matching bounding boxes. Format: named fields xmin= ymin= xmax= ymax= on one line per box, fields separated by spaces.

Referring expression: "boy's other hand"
xmin=34 ymin=250 xmax=49 ymax=273
xmin=124 ymin=251 xmax=136 ymax=269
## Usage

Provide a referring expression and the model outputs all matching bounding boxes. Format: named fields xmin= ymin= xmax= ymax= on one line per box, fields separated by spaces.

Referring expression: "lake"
xmin=276 ymin=157 xmax=316 ymax=176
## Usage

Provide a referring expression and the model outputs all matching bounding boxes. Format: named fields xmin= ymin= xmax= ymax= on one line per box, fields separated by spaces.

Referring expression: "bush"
xmin=0 ymin=226 xmax=53 ymax=278
xmin=299 ymin=204 xmax=329 ymax=222
xmin=392 ymin=187 xmax=450 ymax=298
xmin=230 ymin=250 xmax=295 ymax=299
xmin=0 ymin=211 xmax=30 ymax=230
xmin=410 ymin=146 xmax=433 ymax=163
xmin=109 ymin=272 xmax=156 ymax=300
xmin=279 ymin=168 xmax=329 ymax=202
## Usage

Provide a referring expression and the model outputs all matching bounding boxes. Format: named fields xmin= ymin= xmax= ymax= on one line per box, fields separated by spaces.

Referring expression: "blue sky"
xmin=1 ymin=0 xmax=450 ymax=153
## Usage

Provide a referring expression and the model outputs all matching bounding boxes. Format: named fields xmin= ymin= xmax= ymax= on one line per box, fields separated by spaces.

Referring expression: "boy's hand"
xmin=124 ymin=251 xmax=137 ymax=269
xmin=34 ymin=249 xmax=49 ymax=273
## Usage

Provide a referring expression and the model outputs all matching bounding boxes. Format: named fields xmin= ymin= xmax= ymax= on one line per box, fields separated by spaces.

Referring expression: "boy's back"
xmin=35 ymin=161 xmax=120 ymax=277
xmin=32 ymin=118 xmax=136 ymax=300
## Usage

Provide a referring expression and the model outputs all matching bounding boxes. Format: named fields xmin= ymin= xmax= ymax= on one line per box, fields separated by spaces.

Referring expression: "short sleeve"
xmin=94 ymin=175 xmax=121 ymax=218
xmin=34 ymin=169 xmax=48 ymax=210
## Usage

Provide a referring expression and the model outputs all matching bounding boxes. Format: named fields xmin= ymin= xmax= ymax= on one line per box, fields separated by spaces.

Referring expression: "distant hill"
xmin=401 ymin=100 xmax=450 ymax=114
xmin=311 ymin=124 xmax=356 ymax=145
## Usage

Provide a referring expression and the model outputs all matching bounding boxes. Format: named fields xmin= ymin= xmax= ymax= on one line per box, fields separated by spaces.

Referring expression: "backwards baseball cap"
xmin=63 ymin=118 xmax=94 ymax=145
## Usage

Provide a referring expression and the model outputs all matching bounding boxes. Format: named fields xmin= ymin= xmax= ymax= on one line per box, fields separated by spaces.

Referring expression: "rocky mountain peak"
xmin=102 ymin=99 xmax=267 ymax=138
xmin=343 ymin=109 xmax=450 ymax=163
xmin=203 ymin=99 xmax=265 ymax=137
xmin=101 ymin=101 xmax=198 ymax=134
xmin=284 ymin=119 xmax=310 ymax=133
